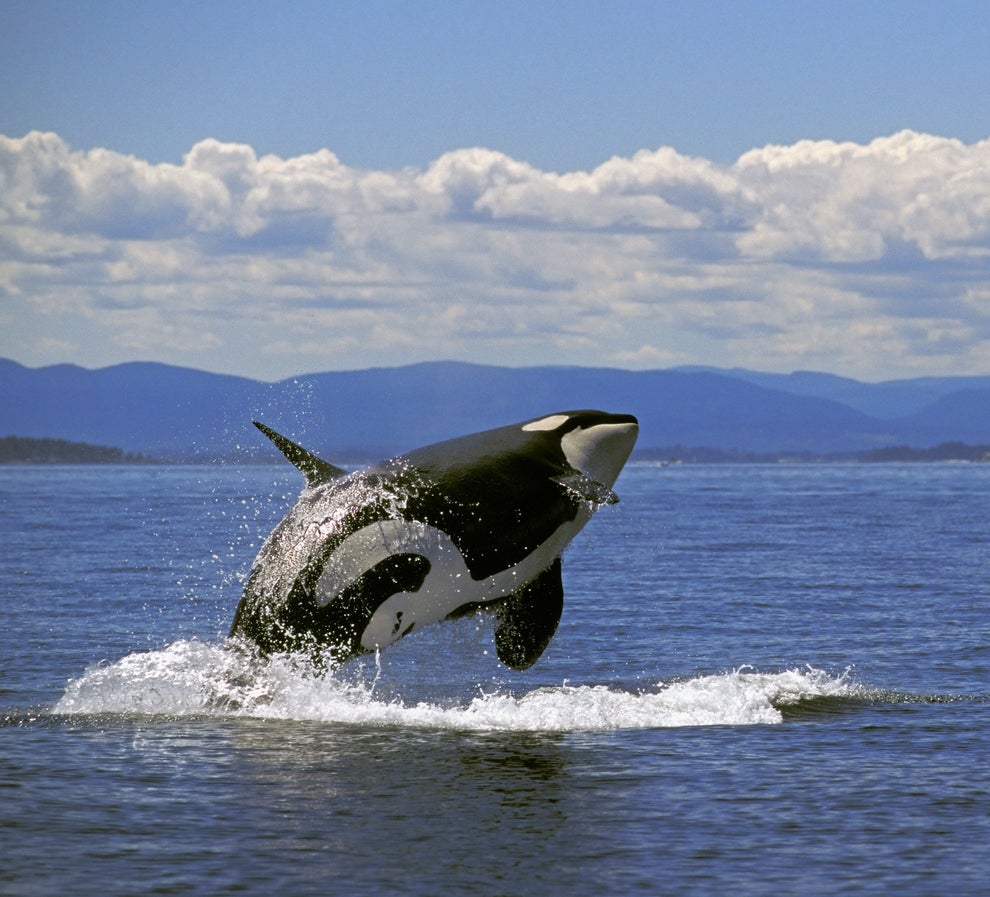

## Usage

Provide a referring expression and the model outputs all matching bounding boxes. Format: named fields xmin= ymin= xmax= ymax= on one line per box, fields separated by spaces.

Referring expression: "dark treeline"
xmin=0 ymin=436 xmax=152 ymax=464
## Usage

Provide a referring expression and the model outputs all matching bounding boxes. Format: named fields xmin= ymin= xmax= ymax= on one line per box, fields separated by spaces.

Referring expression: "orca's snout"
xmin=561 ymin=413 xmax=638 ymax=486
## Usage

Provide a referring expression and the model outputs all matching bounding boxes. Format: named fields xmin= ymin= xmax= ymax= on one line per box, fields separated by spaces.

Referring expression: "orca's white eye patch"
xmin=522 ymin=414 xmax=570 ymax=432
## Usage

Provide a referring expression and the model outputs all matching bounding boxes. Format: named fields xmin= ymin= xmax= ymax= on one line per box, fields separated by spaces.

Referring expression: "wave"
xmin=51 ymin=640 xmax=871 ymax=730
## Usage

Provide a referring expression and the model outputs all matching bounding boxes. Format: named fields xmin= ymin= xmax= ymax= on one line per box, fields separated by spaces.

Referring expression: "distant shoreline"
xmin=636 ymin=443 xmax=990 ymax=464
xmin=2 ymin=435 xmax=989 ymax=466
xmin=0 ymin=436 xmax=153 ymax=465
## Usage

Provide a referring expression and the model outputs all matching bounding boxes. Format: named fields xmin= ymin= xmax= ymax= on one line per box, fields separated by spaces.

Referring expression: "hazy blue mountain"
xmin=676 ymin=365 xmax=990 ymax=419
xmin=264 ymin=364 xmax=887 ymax=456
xmin=0 ymin=359 xmax=260 ymax=455
xmin=2 ymin=358 xmax=989 ymax=459
xmin=897 ymin=388 xmax=990 ymax=445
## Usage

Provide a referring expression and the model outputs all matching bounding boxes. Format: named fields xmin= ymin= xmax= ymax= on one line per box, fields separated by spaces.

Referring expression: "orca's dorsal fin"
xmin=253 ymin=421 xmax=346 ymax=486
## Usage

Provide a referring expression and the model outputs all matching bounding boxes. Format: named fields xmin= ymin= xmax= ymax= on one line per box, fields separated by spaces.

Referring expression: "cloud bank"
xmin=2 ymin=129 xmax=989 ymax=380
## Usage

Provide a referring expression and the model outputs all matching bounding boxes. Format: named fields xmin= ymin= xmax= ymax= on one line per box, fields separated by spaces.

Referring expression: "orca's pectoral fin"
xmin=253 ymin=421 xmax=347 ymax=485
xmin=553 ymin=471 xmax=619 ymax=506
xmin=494 ymin=559 xmax=565 ymax=670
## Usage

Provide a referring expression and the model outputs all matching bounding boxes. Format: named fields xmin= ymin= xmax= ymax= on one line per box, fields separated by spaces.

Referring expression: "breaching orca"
xmin=229 ymin=410 xmax=638 ymax=669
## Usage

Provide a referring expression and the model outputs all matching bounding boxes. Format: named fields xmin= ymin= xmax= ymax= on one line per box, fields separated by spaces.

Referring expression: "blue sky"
xmin=2 ymin=1 xmax=990 ymax=381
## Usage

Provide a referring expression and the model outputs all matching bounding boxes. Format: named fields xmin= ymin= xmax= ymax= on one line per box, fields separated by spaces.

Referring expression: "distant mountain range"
xmin=2 ymin=357 xmax=990 ymax=460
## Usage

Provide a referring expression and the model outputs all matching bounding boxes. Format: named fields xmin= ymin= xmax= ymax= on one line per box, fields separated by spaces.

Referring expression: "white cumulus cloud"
xmin=1 ymin=129 xmax=989 ymax=380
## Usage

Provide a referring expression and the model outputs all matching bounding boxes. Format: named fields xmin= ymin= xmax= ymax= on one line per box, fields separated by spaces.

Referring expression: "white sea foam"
xmin=53 ymin=640 xmax=857 ymax=730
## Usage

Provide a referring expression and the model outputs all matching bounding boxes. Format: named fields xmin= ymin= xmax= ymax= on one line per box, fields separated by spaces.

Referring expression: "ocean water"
xmin=1 ymin=462 xmax=988 ymax=896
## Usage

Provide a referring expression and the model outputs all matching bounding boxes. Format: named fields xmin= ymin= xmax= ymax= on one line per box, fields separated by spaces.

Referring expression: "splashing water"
xmin=53 ymin=640 xmax=859 ymax=730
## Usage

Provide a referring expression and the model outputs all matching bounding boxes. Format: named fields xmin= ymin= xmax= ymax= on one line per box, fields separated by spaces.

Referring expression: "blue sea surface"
xmin=1 ymin=462 xmax=988 ymax=895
